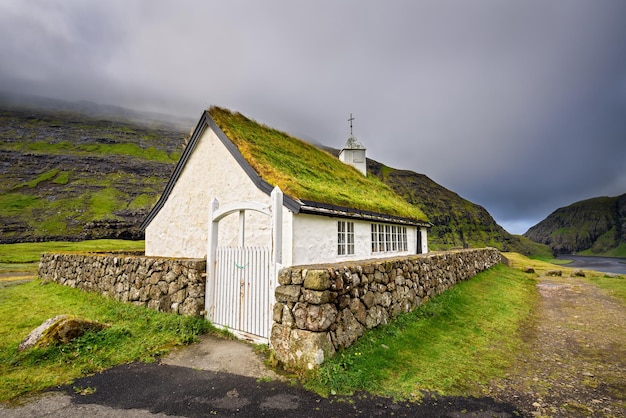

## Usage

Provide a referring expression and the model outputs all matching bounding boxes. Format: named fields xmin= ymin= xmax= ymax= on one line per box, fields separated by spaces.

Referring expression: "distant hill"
xmin=524 ymin=194 xmax=626 ymax=256
xmin=0 ymin=107 xmax=189 ymax=243
xmin=0 ymin=102 xmax=548 ymax=256
xmin=365 ymin=160 xmax=546 ymax=255
xmin=320 ymin=146 xmax=547 ymax=255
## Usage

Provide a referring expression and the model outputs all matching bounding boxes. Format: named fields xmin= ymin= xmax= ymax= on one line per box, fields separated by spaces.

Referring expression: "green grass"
xmin=0 ymin=240 xmax=145 ymax=274
xmin=210 ymin=107 xmax=427 ymax=222
xmin=52 ymin=171 xmax=70 ymax=185
xmin=0 ymin=193 xmax=40 ymax=217
xmin=16 ymin=169 xmax=60 ymax=189
xmin=585 ymin=274 xmax=626 ymax=303
xmin=0 ymin=279 xmax=213 ymax=402
xmin=128 ymin=193 xmax=156 ymax=210
xmin=88 ymin=187 xmax=125 ymax=219
xmin=304 ymin=263 xmax=537 ymax=398
xmin=505 ymin=252 xmax=626 ymax=303
xmin=5 ymin=140 xmax=177 ymax=164
xmin=579 ymin=242 xmax=626 ymax=258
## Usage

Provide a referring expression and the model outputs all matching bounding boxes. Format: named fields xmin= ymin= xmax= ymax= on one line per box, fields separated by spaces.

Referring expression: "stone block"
xmin=273 ymin=302 xmax=284 ymax=323
xmin=278 ymin=269 xmax=292 ymax=285
xmin=302 ymin=289 xmax=332 ymax=304
xmin=270 ymin=325 xmax=335 ymax=371
xmin=293 ymin=302 xmax=337 ymax=332
xmin=275 ymin=285 xmax=302 ymax=303
xmin=332 ymin=308 xmax=364 ymax=350
xmin=304 ymin=270 xmax=331 ymax=290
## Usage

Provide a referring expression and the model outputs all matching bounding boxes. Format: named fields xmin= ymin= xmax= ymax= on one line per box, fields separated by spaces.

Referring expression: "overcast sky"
xmin=1 ymin=0 xmax=625 ymax=234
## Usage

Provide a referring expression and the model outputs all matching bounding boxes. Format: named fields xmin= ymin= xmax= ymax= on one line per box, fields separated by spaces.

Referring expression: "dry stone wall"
xmin=38 ymin=253 xmax=206 ymax=316
xmin=270 ymin=248 xmax=502 ymax=371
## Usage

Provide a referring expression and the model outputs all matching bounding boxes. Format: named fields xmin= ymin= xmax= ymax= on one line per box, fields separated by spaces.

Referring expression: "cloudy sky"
xmin=1 ymin=0 xmax=625 ymax=234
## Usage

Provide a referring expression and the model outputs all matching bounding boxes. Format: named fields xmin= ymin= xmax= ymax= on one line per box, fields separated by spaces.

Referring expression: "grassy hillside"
xmin=524 ymin=194 xmax=626 ymax=256
xmin=366 ymin=159 xmax=549 ymax=255
xmin=0 ymin=108 xmax=188 ymax=243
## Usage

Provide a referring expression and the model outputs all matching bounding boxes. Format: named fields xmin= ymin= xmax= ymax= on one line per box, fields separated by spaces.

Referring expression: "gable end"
xmin=140 ymin=110 xmax=302 ymax=231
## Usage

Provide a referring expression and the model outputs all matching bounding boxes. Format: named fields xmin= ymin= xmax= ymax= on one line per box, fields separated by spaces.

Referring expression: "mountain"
xmin=319 ymin=146 xmax=546 ymax=255
xmin=0 ymin=106 xmax=189 ymax=243
xmin=365 ymin=160 xmax=545 ymax=255
xmin=0 ymin=102 xmax=547 ymax=256
xmin=524 ymin=194 xmax=626 ymax=256
xmin=0 ymin=91 xmax=195 ymax=131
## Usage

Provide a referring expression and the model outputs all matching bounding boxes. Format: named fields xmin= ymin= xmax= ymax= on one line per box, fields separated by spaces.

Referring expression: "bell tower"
xmin=338 ymin=113 xmax=367 ymax=175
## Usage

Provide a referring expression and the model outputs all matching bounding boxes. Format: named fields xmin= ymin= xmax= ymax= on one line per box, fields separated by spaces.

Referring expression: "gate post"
xmin=271 ymin=186 xmax=283 ymax=265
xmin=205 ymin=197 xmax=220 ymax=320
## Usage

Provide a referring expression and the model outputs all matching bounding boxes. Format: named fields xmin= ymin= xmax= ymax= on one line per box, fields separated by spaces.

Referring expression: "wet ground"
xmin=555 ymin=255 xmax=626 ymax=275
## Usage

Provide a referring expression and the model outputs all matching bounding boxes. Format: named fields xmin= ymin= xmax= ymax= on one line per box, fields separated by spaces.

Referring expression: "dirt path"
xmin=489 ymin=275 xmax=626 ymax=417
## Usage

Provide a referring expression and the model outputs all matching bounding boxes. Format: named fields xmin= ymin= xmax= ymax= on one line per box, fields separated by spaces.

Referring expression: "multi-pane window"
xmin=338 ymin=221 xmax=355 ymax=255
xmin=371 ymin=223 xmax=407 ymax=253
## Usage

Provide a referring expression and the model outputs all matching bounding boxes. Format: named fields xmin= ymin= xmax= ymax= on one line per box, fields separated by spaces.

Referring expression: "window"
xmin=371 ymin=223 xmax=407 ymax=253
xmin=338 ymin=221 xmax=354 ymax=255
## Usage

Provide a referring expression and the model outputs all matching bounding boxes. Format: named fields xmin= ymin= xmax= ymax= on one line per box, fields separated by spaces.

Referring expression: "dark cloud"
xmin=1 ymin=0 xmax=625 ymax=234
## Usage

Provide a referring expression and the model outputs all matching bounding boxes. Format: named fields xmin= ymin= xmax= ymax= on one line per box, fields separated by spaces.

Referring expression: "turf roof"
xmin=209 ymin=107 xmax=427 ymax=222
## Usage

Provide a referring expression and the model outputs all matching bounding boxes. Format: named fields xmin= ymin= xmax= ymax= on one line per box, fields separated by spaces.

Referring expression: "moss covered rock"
xmin=18 ymin=314 xmax=109 ymax=351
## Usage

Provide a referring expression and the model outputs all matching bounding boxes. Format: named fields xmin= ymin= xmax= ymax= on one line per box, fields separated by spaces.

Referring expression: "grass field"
xmin=505 ymin=252 xmax=626 ymax=303
xmin=0 ymin=279 xmax=214 ymax=403
xmin=0 ymin=240 xmax=145 ymax=275
xmin=304 ymin=263 xmax=538 ymax=398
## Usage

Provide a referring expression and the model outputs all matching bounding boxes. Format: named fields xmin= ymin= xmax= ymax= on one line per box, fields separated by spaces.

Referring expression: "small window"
xmin=338 ymin=221 xmax=355 ymax=255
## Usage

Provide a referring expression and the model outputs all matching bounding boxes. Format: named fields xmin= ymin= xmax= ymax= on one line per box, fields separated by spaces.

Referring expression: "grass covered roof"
xmin=209 ymin=107 xmax=427 ymax=222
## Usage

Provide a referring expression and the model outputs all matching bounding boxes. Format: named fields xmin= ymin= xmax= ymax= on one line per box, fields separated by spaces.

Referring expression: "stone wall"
xmin=38 ymin=253 xmax=206 ymax=316
xmin=270 ymin=248 xmax=502 ymax=371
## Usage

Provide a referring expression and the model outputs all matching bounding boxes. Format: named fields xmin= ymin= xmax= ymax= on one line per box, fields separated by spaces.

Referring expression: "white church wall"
xmin=290 ymin=214 xmax=418 ymax=266
xmin=145 ymin=126 xmax=271 ymax=258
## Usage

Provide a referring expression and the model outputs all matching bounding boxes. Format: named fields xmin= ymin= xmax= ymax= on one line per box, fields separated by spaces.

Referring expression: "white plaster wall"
xmin=145 ymin=126 xmax=272 ymax=258
xmin=338 ymin=149 xmax=366 ymax=176
xmin=290 ymin=214 xmax=418 ymax=266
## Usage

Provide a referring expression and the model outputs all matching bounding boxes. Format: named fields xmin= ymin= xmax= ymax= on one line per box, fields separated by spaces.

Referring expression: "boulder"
xmin=571 ymin=269 xmax=586 ymax=277
xmin=522 ymin=266 xmax=535 ymax=274
xmin=545 ymin=270 xmax=562 ymax=277
xmin=19 ymin=315 xmax=109 ymax=351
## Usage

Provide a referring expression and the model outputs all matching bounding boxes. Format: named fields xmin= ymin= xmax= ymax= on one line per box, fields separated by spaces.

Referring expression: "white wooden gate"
xmin=206 ymin=187 xmax=283 ymax=343
xmin=213 ymin=246 xmax=271 ymax=339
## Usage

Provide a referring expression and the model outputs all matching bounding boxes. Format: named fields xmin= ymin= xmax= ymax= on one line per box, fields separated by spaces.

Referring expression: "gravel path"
xmin=488 ymin=275 xmax=626 ymax=417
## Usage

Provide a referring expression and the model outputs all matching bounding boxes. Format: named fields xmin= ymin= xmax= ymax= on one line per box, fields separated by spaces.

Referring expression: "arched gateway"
xmin=205 ymin=187 xmax=283 ymax=343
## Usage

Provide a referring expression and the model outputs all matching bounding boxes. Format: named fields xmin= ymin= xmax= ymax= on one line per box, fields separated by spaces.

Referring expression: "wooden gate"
xmin=213 ymin=246 xmax=271 ymax=339
xmin=206 ymin=187 xmax=283 ymax=343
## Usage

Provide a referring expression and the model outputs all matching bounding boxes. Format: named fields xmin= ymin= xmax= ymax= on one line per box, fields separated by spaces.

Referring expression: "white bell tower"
xmin=338 ymin=113 xmax=367 ymax=176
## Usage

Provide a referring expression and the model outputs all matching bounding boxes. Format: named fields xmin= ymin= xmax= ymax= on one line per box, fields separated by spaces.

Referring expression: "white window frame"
xmin=371 ymin=223 xmax=407 ymax=254
xmin=338 ymin=220 xmax=354 ymax=256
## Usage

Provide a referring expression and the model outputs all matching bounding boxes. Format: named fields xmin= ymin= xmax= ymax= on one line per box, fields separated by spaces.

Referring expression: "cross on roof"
xmin=348 ymin=113 xmax=354 ymax=135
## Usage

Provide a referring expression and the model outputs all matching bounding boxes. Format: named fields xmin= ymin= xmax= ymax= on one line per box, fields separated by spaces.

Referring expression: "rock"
xmin=275 ymin=285 xmax=302 ymax=303
xmin=572 ymin=269 xmax=586 ymax=277
xmin=522 ymin=266 xmax=535 ymax=274
xmin=332 ymin=308 xmax=364 ymax=349
xmin=545 ymin=270 xmax=562 ymax=277
xmin=303 ymin=270 xmax=331 ymax=291
xmin=18 ymin=315 xmax=109 ymax=351
xmin=269 ymin=325 xmax=335 ymax=371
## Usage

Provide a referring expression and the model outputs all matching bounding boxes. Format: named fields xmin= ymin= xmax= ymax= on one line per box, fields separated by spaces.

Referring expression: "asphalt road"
xmin=2 ymin=361 xmax=524 ymax=417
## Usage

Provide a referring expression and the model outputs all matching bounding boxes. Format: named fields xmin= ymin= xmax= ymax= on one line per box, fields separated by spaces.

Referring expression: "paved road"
xmin=1 ymin=336 xmax=525 ymax=417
